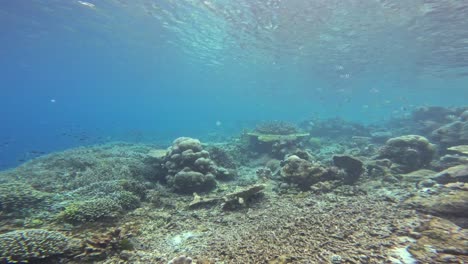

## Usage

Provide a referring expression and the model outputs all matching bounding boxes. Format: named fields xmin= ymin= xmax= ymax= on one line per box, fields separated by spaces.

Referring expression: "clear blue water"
xmin=1 ymin=0 xmax=467 ymax=169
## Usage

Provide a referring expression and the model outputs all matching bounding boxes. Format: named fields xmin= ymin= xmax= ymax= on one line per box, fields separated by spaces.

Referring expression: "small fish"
xmin=77 ymin=1 xmax=95 ymax=8
xmin=30 ymin=150 xmax=46 ymax=155
xmin=337 ymin=89 xmax=346 ymax=93
xmin=340 ymin=73 xmax=351 ymax=79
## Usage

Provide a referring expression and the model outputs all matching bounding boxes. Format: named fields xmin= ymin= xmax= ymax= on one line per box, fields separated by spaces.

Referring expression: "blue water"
xmin=1 ymin=0 xmax=468 ymax=169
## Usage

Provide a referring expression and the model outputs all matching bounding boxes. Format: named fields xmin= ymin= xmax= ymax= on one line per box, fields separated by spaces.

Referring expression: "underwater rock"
xmin=254 ymin=121 xmax=299 ymax=135
xmin=370 ymin=131 xmax=393 ymax=142
xmin=164 ymin=137 xmax=236 ymax=193
xmin=187 ymin=185 xmax=265 ymax=210
xmin=280 ymin=155 xmax=329 ymax=189
xmin=168 ymin=255 xmax=193 ymax=264
xmin=310 ymin=180 xmax=341 ymax=193
xmin=73 ymin=228 xmax=132 ymax=262
xmin=147 ymin=149 xmax=168 ymax=159
xmin=205 ymin=145 xmax=237 ymax=169
xmin=408 ymin=217 xmax=468 ymax=263
xmin=0 ymin=229 xmax=69 ymax=263
xmin=412 ymin=106 xmax=456 ymax=124
xmin=447 ymin=145 xmax=468 ymax=155
xmin=461 ymin=110 xmax=468 ymax=122
xmin=332 ymin=155 xmax=365 ymax=184
xmin=378 ymin=135 xmax=435 ymax=173
xmin=214 ymin=167 xmax=238 ymax=181
xmin=299 ymin=118 xmax=370 ymax=139
xmin=404 ymin=189 xmax=468 ymax=218
xmin=433 ymin=164 xmax=468 ymax=183
xmin=187 ymin=193 xmax=221 ymax=209
xmin=432 ymin=120 xmax=468 ymax=147
xmin=399 ymin=169 xmax=437 ymax=183
xmin=436 ymin=153 xmax=468 ymax=170
xmin=365 ymin=159 xmax=393 ymax=179
xmin=246 ymin=132 xmax=309 ymax=158
xmin=222 ymin=184 xmax=265 ymax=210
xmin=246 ymin=121 xmax=309 ymax=158
xmin=172 ymin=169 xmax=217 ymax=194
xmin=146 ymin=149 xmax=169 ymax=182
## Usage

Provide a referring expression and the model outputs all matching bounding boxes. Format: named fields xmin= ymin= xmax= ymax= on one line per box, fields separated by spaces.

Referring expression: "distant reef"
xmin=0 ymin=106 xmax=467 ymax=263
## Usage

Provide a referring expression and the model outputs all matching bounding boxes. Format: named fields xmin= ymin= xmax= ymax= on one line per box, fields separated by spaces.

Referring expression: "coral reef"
xmin=280 ymin=155 xmax=331 ymax=189
xmin=2 ymin=106 xmax=468 ymax=263
xmin=299 ymin=117 xmax=370 ymax=139
xmin=254 ymin=121 xmax=299 ymax=135
xmin=205 ymin=145 xmax=237 ymax=170
xmin=0 ymin=182 xmax=49 ymax=214
xmin=164 ymin=137 xmax=235 ymax=193
xmin=170 ymin=169 xmax=217 ymax=194
xmin=378 ymin=135 xmax=435 ymax=173
xmin=332 ymin=155 xmax=365 ymax=184
xmin=0 ymin=143 xmax=160 ymax=192
xmin=0 ymin=229 xmax=69 ymax=263
xmin=58 ymin=193 xmax=139 ymax=223
xmin=73 ymin=228 xmax=134 ymax=262
xmin=57 ymin=180 xmax=145 ymax=224
xmin=246 ymin=121 xmax=309 ymax=158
